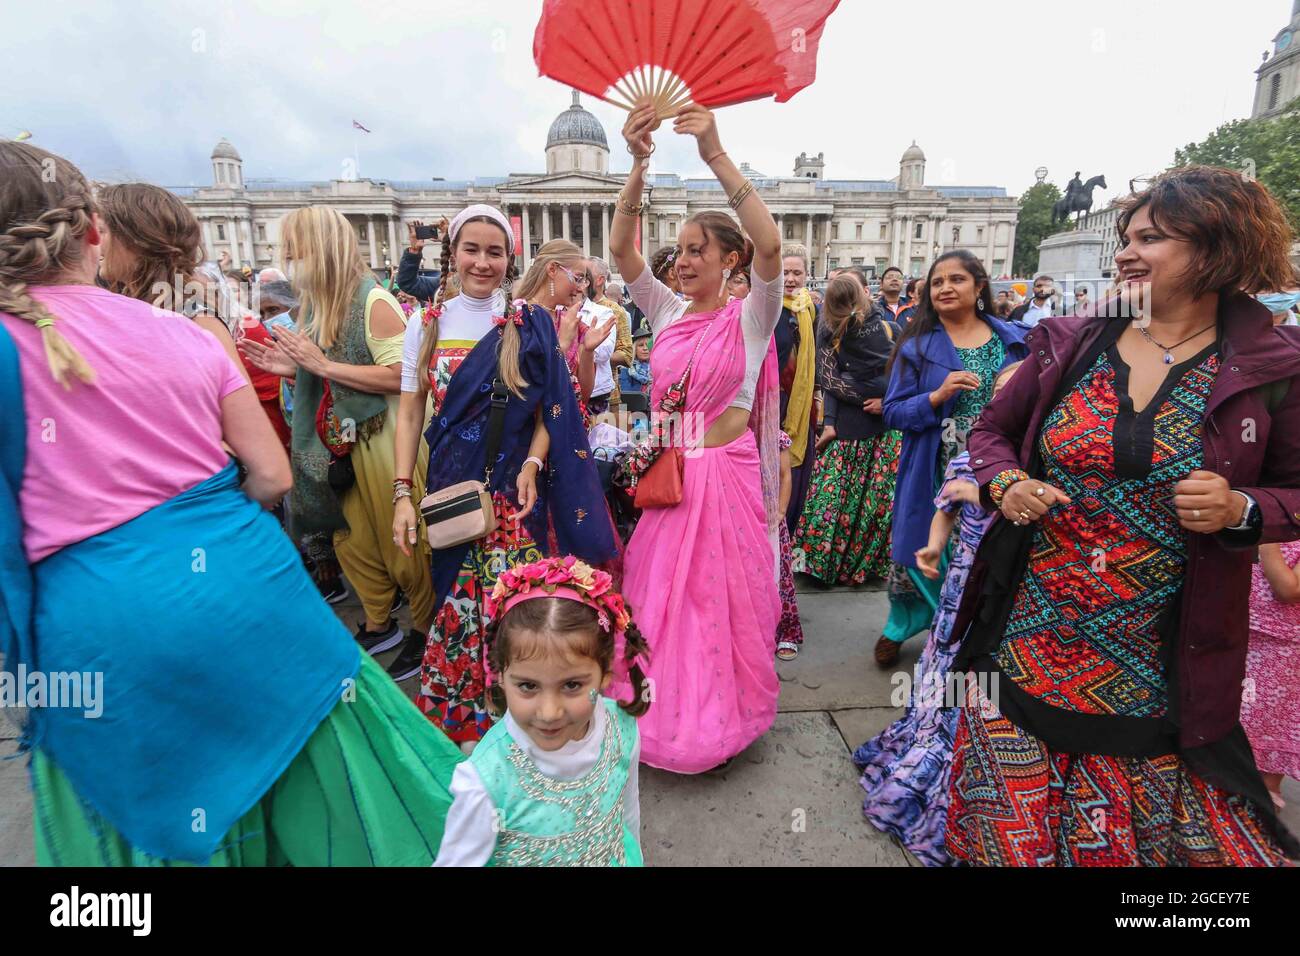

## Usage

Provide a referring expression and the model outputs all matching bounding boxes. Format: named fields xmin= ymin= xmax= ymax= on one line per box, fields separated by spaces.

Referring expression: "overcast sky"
xmin=3 ymin=0 xmax=1287 ymax=205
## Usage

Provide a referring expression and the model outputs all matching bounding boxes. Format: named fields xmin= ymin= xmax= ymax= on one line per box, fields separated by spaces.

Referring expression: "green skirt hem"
xmin=32 ymin=654 xmax=464 ymax=867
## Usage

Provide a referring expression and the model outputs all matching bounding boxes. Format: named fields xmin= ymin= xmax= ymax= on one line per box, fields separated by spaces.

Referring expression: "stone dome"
xmin=546 ymin=92 xmax=608 ymax=150
xmin=901 ymin=141 xmax=925 ymax=163
xmin=211 ymin=138 xmax=241 ymax=161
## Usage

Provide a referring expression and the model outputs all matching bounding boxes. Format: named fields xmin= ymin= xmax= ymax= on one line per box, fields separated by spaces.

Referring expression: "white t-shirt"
xmin=432 ymin=701 xmax=640 ymax=867
xmin=625 ymin=262 xmax=783 ymax=412
xmin=399 ymin=290 xmax=502 ymax=393
xmin=578 ymin=298 xmax=617 ymax=398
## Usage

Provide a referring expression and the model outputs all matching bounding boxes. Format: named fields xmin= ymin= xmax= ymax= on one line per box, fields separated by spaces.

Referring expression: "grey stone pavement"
xmin=3 ymin=580 xmax=1298 ymax=867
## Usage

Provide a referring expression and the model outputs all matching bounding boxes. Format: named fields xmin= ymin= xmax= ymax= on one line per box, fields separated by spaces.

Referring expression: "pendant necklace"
xmin=1136 ymin=322 xmax=1216 ymax=365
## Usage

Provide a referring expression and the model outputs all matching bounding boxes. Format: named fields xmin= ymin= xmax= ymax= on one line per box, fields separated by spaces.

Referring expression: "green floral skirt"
xmin=793 ymin=432 xmax=900 ymax=586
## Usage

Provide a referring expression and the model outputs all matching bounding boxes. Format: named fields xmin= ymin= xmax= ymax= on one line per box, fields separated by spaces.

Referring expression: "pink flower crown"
xmin=484 ymin=555 xmax=631 ymax=636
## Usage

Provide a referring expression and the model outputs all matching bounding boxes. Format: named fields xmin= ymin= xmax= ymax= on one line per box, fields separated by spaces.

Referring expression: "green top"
xmin=940 ymin=334 xmax=1006 ymax=479
xmin=470 ymin=698 xmax=642 ymax=867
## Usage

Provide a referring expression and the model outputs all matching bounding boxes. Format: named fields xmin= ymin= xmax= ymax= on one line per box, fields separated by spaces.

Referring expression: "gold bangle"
xmin=728 ymin=179 xmax=754 ymax=210
xmin=617 ymin=196 xmax=645 ymax=216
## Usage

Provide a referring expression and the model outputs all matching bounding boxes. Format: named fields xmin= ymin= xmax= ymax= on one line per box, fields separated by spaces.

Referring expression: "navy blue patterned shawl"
xmin=423 ymin=303 xmax=618 ymax=609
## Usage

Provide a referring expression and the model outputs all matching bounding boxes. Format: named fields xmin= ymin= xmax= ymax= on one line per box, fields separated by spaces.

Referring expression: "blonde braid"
xmin=0 ymin=198 xmax=96 ymax=388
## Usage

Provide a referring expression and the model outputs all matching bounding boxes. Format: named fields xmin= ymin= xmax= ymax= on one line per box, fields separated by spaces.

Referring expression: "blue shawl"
xmin=0 ymin=323 xmax=34 ymax=749
xmin=0 ymin=324 xmax=359 ymax=861
xmin=424 ymin=304 xmax=618 ymax=608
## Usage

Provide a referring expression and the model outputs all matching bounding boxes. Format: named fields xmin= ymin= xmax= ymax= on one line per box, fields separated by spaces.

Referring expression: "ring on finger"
xmin=1193 ymin=509 xmax=1201 ymax=519
xmin=1035 ymin=487 xmax=1045 ymax=497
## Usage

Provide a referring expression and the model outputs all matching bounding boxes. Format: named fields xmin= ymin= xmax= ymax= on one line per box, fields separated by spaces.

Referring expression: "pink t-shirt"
xmin=3 ymin=285 xmax=249 ymax=562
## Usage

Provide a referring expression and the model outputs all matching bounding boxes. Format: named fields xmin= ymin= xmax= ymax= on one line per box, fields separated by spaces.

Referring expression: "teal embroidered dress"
xmin=471 ymin=698 xmax=642 ymax=866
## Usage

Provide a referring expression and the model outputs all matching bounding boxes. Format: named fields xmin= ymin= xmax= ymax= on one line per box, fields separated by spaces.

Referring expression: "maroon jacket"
xmin=961 ymin=291 xmax=1300 ymax=750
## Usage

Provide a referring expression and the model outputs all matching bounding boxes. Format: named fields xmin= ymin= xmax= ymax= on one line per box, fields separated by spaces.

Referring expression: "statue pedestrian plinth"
xmin=1037 ymin=229 xmax=1105 ymax=281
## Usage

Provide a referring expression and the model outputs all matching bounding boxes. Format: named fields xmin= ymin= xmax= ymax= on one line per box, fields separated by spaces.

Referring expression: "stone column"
xmin=542 ymin=203 xmax=551 ymax=243
xmin=804 ymin=215 xmax=813 ymax=257
xmin=774 ymin=214 xmax=783 ymax=243
xmin=821 ymin=215 xmax=831 ymax=277
xmin=562 ymin=204 xmax=571 ymax=241
xmin=581 ymin=203 xmax=590 ymax=256
xmin=228 ymin=220 xmax=241 ymax=269
xmin=1004 ymin=221 xmax=1017 ymax=277
xmin=367 ymin=217 xmax=380 ymax=268
xmin=387 ymin=215 xmax=399 ymax=269
xmin=243 ymin=217 xmax=255 ymax=266
xmin=601 ymin=203 xmax=610 ymax=263
xmin=521 ymin=204 xmax=532 ymax=269
xmin=201 ymin=219 xmax=216 ymax=263
xmin=984 ymin=220 xmax=996 ymax=271
xmin=889 ymin=215 xmax=900 ymax=267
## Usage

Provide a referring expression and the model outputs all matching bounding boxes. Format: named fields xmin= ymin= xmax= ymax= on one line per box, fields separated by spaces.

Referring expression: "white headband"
xmin=449 ymin=204 xmax=514 ymax=253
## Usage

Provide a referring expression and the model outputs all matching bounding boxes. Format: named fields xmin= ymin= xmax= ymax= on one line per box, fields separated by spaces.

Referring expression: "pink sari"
xmin=615 ymin=298 xmax=782 ymax=773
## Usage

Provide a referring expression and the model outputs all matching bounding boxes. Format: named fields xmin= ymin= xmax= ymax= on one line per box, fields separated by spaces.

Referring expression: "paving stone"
xmin=640 ymin=710 xmax=909 ymax=867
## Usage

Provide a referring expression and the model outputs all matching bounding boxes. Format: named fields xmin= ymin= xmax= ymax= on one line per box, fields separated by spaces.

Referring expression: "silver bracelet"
xmin=523 ymin=456 xmax=545 ymax=472
xmin=392 ymin=486 xmax=413 ymax=505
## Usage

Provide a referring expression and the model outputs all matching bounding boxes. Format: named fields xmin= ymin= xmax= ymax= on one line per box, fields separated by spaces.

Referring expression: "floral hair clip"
xmin=492 ymin=298 xmax=527 ymax=328
xmin=484 ymin=555 xmax=632 ymax=636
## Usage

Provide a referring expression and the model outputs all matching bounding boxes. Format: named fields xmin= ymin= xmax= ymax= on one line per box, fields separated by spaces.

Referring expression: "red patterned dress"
xmin=946 ymin=341 xmax=1288 ymax=866
xmin=416 ymin=337 xmax=543 ymax=744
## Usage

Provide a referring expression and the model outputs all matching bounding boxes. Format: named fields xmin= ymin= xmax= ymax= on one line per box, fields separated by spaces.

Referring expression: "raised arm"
xmin=671 ymin=103 xmax=780 ymax=282
xmin=609 ymin=112 xmax=650 ymax=284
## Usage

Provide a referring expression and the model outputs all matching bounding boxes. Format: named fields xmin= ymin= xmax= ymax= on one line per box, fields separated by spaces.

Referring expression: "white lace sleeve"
xmin=400 ymin=313 xmax=425 ymax=394
xmin=626 ymin=262 xmax=686 ymax=334
xmin=742 ymin=264 xmax=784 ymax=341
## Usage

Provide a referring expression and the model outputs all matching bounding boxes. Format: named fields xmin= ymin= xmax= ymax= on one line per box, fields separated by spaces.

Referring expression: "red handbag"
xmin=633 ymin=446 xmax=684 ymax=509
xmin=628 ymin=318 xmax=717 ymax=510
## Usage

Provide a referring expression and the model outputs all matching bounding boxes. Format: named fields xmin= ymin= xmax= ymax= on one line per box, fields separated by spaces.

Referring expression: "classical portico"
xmin=182 ymin=96 xmax=1019 ymax=281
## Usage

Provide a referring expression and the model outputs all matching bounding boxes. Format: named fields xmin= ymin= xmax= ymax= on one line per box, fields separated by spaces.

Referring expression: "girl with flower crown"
xmin=433 ymin=556 xmax=650 ymax=866
xmin=390 ymin=206 xmax=618 ymax=751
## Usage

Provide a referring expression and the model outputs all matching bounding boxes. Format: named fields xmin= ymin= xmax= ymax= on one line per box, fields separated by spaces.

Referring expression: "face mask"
xmin=1256 ymin=291 xmax=1300 ymax=314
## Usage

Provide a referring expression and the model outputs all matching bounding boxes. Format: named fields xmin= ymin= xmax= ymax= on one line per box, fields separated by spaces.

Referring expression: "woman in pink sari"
xmin=609 ymin=101 xmax=785 ymax=773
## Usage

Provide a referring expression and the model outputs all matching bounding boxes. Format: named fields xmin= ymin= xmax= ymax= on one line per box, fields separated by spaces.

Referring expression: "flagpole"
xmin=354 ymin=129 xmax=360 ymax=180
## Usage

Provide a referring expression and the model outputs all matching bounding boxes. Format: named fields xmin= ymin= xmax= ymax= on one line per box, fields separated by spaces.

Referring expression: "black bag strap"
xmin=482 ymin=336 xmax=511 ymax=485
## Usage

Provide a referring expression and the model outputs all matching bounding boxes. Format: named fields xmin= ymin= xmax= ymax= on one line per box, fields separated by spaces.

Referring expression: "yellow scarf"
xmin=782 ymin=288 xmax=817 ymax=467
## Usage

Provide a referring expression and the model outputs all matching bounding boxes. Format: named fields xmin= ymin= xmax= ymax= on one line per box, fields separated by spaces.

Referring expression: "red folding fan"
xmin=533 ymin=0 xmax=842 ymax=119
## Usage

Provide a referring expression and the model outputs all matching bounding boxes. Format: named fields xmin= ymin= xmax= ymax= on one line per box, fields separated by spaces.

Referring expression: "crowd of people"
xmin=2 ymin=98 xmax=1300 ymax=867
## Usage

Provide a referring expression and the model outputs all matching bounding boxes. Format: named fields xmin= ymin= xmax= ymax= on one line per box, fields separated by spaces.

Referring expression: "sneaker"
xmin=355 ymin=619 xmax=401 ymax=655
xmin=318 ymin=578 xmax=348 ymax=605
xmin=385 ymin=629 xmax=426 ymax=682
xmin=391 ymin=589 xmax=408 ymax=614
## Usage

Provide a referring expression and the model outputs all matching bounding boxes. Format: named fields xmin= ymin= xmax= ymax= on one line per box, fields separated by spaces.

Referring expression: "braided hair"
xmin=484 ymin=597 xmax=653 ymax=718
xmin=414 ymin=214 xmax=520 ymax=396
xmin=96 ymin=183 xmax=204 ymax=308
xmin=0 ymin=142 xmax=96 ymax=387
